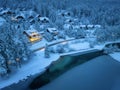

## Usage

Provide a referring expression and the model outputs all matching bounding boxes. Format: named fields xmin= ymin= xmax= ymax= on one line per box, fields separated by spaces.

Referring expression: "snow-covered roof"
xmin=0 ymin=8 xmax=14 ymax=15
xmin=57 ymin=10 xmax=72 ymax=16
xmin=63 ymin=24 xmax=71 ymax=29
xmin=36 ymin=14 xmax=41 ymax=18
xmin=87 ymin=25 xmax=94 ymax=28
xmin=15 ymin=13 xmax=26 ymax=19
xmin=65 ymin=18 xmax=73 ymax=23
xmin=24 ymin=29 xmax=39 ymax=36
xmin=73 ymin=25 xmax=80 ymax=29
xmin=15 ymin=10 xmax=37 ymax=19
xmin=94 ymin=25 xmax=101 ymax=28
xmin=47 ymin=28 xmax=58 ymax=33
xmin=80 ymin=25 xmax=87 ymax=28
xmin=39 ymin=17 xmax=49 ymax=21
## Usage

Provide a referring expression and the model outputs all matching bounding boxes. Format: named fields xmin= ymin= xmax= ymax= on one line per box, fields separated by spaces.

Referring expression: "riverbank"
xmin=1 ymin=48 xmax=101 ymax=90
xmin=39 ymin=55 xmax=120 ymax=90
xmin=1 ymin=40 xmax=120 ymax=89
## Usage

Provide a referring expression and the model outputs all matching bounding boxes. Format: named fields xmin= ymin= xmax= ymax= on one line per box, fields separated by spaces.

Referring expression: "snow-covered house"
xmin=57 ymin=10 xmax=72 ymax=17
xmin=86 ymin=25 xmax=94 ymax=29
xmin=23 ymin=29 xmax=42 ymax=42
xmin=79 ymin=25 xmax=87 ymax=29
xmin=15 ymin=10 xmax=37 ymax=21
xmin=39 ymin=17 xmax=50 ymax=23
xmin=11 ymin=16 xmax=18 ymax=22
xmin=46 ymin=28 xmax=58 ymax=35
xmin=79 ymin=24 xmax=101 ymax=30
xmin=15 ymin=13 xmax=26 ymax=20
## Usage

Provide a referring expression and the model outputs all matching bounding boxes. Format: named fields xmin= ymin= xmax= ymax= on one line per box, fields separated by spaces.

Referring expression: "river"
xmin=3 ymin=50 xmax=120 ymax=90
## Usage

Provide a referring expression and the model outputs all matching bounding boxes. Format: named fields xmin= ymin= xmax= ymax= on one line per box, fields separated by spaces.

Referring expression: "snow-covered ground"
xmin=109 ymin=52 xmax=120 ymax=62
xmin=30 ymin=38 xmax=67 ymax=51
xmin=30 ymin=38 xmax=47 ymax=50
xmin=0 ymin=38 xmax=93 ymax=89
xmin=1 ymin=37 xmax=119 ymax=89
xmin=0 ymin=51 xmax=60 ymax=89
xmin=69 ymin=42 xmax=90 ymax=50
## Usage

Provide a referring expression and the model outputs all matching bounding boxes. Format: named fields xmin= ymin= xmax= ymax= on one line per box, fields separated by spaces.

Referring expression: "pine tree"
xmin=44 ymin=44 xmax=50 ymax=58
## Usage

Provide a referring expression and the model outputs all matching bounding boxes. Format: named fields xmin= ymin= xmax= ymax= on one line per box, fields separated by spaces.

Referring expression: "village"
xmin=0 ymin=8 xmax=102 ymax=51
xmin=0 ymin=4 xmax=120 ymax=90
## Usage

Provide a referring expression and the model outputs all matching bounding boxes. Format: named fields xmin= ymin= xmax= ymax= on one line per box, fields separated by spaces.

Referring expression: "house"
xmin=46 ymin=28 xmax=58 ymax=35
xmin=15 ymin=13 xmax=25 ymax=20
xmin=39 ymin=17 xmax=50 ymax=23
xmin=58 ymin=10 xmax=72 ymax=17
xmin=23 ymin=29 xmax=42 ymax=42
xmin=86 ymin=25 xmax=94 ymax=29
xmin=79 ymin=25 xmax=87 ymax=29
xmin=65 ymin=18 xmax=74 ymax=24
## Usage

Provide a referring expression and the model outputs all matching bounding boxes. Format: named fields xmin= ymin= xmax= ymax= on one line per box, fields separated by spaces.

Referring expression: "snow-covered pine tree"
xmin=0 ymin=21 xmax=31 ymax=75
xmin=44 ymin=44 xmax=50 ymax=58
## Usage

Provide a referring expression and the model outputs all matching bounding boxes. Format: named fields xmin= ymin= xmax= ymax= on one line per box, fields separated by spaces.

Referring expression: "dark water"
xmin=2 ymin=50 xmax=103 ymax=90
xmin=39 ymin=55 xmax=120 ymax=90
xmin=29 ymin=50 xmax=104 ymax=89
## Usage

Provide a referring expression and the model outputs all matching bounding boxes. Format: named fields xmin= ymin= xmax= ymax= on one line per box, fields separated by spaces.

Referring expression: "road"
xmin=32 ymin=38 xmax=77 ymax=52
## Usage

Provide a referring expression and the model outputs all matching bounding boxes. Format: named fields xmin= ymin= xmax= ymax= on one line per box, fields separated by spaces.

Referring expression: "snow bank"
xmin=109 ymin=52 xmax=120 ymax=62
xmin=0 ymin=51 xmax=60 ymax=89
xmin=69 ymin=42 xmax=90 ymax=50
